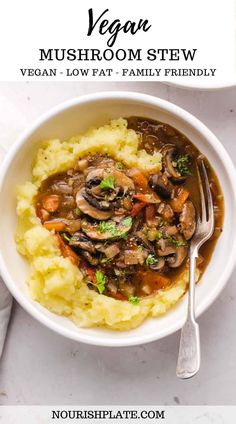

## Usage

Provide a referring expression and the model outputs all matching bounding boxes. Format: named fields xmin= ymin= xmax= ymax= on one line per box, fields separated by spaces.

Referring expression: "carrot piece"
xmin=63 ymin=245 xmax=80 ymax=266
xmin=134 ymin=192 xmax=160 ymax=204
xmin=43 ymin=221 xmax=66 ymax=231
xmin=129 ymin=201 xmax=146 ymax=217
xmin=55 ymin=234 xmax=80 ymax=266
xmin=127 ymin=169 xmax=148 ymax=190
xmin=42 ymin=194 xmax=60 ymax=212
xmin=154 ymin=275 xmax=171 ymax=288
xmin=170 ymin=188 xmax=189 ymax=212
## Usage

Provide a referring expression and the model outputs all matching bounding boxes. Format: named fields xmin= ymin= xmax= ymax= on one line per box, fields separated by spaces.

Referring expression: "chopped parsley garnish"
xmin=116 ymin=162 xmax=124 ymax=170
xmin=95 ymin=270 xmax=106 ymax=294
xmin=167 ymin=234 xmax=186 ymax=247
xmin=74 ymin=207 xmax=81 ymax=216
xmin=122 ymin=217 xmax=132 ymax=227
xmin=99 ymin=176 xmax=115 ymax=190
xmin=155 ymin=230 xmax=163 ymax=241
xmin=176 ymin=154 xmax=191 ymax=176
xmin=61 ymin=232 xmax=71 ymax=242
xmin=129 ymin=295 xmax=140 ymax=305
xmin=99 ymin=221 xmax=117 ymax=235
xmin=99 ymin=219 xmax=130 ymax=238
xmin=146 ymin=254 xmax=158 ymax=266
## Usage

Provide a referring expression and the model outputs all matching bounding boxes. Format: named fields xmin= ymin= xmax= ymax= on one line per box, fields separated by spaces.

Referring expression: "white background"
xmin=0 ymin=0 xmax=235 ymax=83
xmin=0 ymin=81 xmax=236 ymax=405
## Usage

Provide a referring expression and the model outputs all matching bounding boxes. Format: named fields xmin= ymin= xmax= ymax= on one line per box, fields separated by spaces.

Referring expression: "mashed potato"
xmin=15 ymin=118 xmax=199 ymax=330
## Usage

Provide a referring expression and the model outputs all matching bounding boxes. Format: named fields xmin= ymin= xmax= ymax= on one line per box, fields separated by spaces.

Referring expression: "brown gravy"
xmin=35 ymin=117 xmax=224 ymax=302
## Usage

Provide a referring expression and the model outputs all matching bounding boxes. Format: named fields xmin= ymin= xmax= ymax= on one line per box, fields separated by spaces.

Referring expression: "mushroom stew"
xmin=35 ymin=117 xmax=224 ymax=303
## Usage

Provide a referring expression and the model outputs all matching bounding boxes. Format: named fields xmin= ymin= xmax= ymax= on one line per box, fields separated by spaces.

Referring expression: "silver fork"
xmin=176 ymin=160 xmax=214 ymax=379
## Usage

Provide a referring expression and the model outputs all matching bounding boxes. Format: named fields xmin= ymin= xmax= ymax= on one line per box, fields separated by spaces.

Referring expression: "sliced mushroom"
xmin=86 ymin=169 xmax=104 ymax=187
xmin=85 ymin=168 xmax=118 ymax=201
xmin=167 ymin=245 xmax=187 ymax=268
xmin=95 ymin=243 xmax=121 ymax=259
xmin=150 ymin=257 xmax=165 ymax=271
xmin=76 ymin=189 xmax=112 ymax=220
xmin=161 ymin=145 xmax=186 ymax=182
xmin=81 ymin=217 xmax=133 ymax=241
xmin=149 ymin=173 xmax=174 ymax=198
xmin=69 ymin=233 xmax=96 ymax=253
xmin=82 ymin=220 xmax=112 ymax=241
xmin=157 ymin=239 xmax=176 ymax=256
xmin=80 ymin=251 xmax=98 ymax=266
xmin=110 ymin=169 xmax=135 ymax=195
xmin=86 ymin=154 xmax=115 ymax=171
xmin=158 ymin=202 xmax=174 ymax=221
xmin=179 ymin=200 xmax=196 ymax=240
xmin=51 ymin=181 xmax=73 ymax=194
xmin=135 ymin=230 xmax=155 ymax=253
xmin=85 ymin=167 xmax=134 ymax=201
xmin=83 ymin=190 xmax=111 ymax=211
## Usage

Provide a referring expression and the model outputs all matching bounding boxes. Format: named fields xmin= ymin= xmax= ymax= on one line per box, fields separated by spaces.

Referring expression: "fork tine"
xmin=200 ymin=160 xmax=214 ymax=233
xmin=196 ymin=162 xmax=206 ymax=222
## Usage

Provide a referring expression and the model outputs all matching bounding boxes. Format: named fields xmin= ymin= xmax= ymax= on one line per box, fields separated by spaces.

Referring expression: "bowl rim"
xmin=1 ymin=90 xmax=236 ymax=347
xmin=166 ymin=80 xmax=236 ymax=90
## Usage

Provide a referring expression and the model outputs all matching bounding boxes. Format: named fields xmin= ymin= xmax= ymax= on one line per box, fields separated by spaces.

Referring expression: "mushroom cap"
xmin=76 ymin=189 xmax=112 ymax=220
xmin=149 ymin=173 xmax=174 ymax=199
xmin=161 ymin=145 xmax=186 ymax=182
xmin=179 ymin=200 xmax=196 ymax=240
xmin=81 ymin=217 xmax=133 ymax=241
xmin=150 ymin=257 xmax=165 ymax=271
xmin=167 ymin=245 xmax=188 ymax=268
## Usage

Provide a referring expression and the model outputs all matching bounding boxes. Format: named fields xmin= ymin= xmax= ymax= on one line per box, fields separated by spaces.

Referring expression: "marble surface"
xmin=0 ymin=82 xmax=236 ymax=406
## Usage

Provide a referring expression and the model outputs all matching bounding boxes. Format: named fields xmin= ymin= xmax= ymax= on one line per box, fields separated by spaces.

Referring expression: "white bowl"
xmin=166 ymin=80 xmax=236 ymax=90
xmin=1 ymin=92 xmax=236 ymax=347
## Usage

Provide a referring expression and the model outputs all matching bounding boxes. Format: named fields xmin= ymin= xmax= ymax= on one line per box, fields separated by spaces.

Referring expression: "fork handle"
xmin=176 ymin=251 xmax=201 ymax=379
xmin=176 ymin=317 xmax=200 ymax=379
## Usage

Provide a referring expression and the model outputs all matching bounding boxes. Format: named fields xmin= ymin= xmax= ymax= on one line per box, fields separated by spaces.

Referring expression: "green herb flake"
xmin=176 ymin=154 xmax=191 ymax=176
xmin=167 ymin=234 xmax=186 ymax=247
xmin=61 ymin=232 xmax=71 ymax=243
xmin=155 ymin=230 xmax=163 ymax=241
xmin=120 ymin=232 xmax=128 ymax=240
xmin=122 ymin=217 xmax=132 ymax=227
xmin=129 ymin=295 xmax=140 ymax=305
xmin=99 ymin=221 xmax=116 ymax=235
xmin=74 ymin=207 xmax=81 ymax=216
xmin=99 ymin=220 xmax=128 ymax=239
xmin=95 ymin=270 xmax=106 ymax=294
xmin=116 ymin=162 xmax=124 ymax=170
xmin=146 ymin=254 xmax=158 ymax=266
xmin=99 ymin=176 xmax=115 ymax=190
